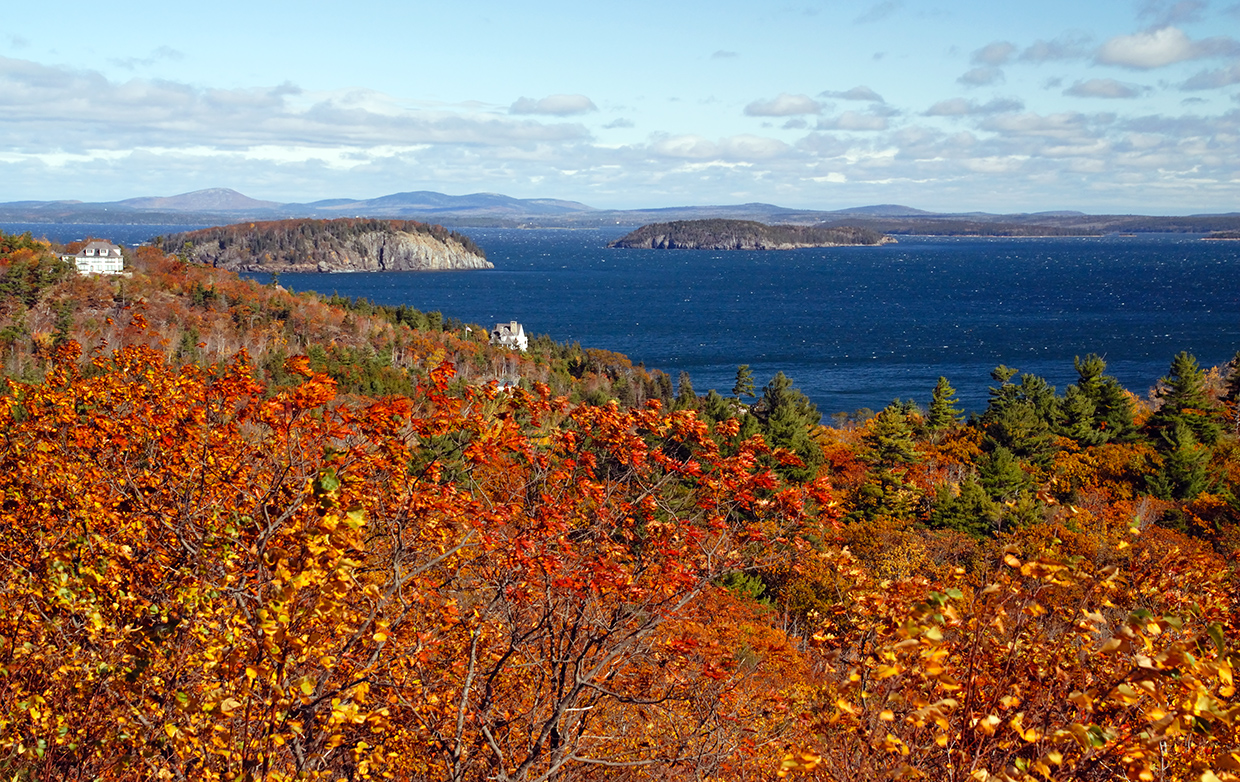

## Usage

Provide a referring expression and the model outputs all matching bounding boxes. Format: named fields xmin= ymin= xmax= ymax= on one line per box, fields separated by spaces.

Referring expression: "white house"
xmin=63 ymin=240 xmax=125 ymax=275
xmin=490 ymin=321 xmax=528 ymax=351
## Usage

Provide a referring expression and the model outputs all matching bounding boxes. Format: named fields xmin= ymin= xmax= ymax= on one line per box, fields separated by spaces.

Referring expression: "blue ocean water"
xmin=7 ymin=223 xmax=1239 ymax=414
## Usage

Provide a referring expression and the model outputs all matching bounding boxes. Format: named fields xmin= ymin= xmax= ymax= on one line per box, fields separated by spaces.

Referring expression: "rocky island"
xmin=156 ymin=218 xmax=492 ymax=272
xmin=608 ymin=219 xmax=895 ymax=250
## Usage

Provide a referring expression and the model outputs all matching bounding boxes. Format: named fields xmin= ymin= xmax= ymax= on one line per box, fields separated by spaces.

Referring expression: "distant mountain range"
xmin=2 ymin=187 xmax=1239 ymax=236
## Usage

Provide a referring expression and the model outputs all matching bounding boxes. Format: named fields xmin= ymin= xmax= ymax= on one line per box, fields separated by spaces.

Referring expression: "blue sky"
xmin=3 ymin=0 xmax=1239 ymax=212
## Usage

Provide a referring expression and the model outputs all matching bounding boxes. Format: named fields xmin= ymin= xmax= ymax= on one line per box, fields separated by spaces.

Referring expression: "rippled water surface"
xmin=9 ymin=223 xmax=1239 ymax=414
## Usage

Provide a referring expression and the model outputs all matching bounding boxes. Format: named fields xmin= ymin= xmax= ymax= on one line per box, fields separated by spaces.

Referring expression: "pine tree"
xmin=1148 ymin=422 xmax=1212 ymax=500
xmin=978 ymin=446 xmax=1032 ymax=502
xmin=863 ymin=402 xmax=921 ymax=470
xmin=926 ymin=376 xmax=963 ymax=432
xmin=732 ymin=364 xmax=756 ymax=400
xmin=929 ymin=478 xmax=998 ymax=538
xmin=675 ymin=370 xmax=698 ymax=410
xmin=1149 ymin=351 xmax=1222 ymax=446
xmin=1069 ymin=353 xmax=1137 ymax=443
xmin=753 ymin=372 xmax=823 ymax=482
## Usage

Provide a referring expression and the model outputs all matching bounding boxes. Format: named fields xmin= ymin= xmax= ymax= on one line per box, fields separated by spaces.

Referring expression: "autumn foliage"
xmin=0 ymin=232 xmax=1238 ymax=781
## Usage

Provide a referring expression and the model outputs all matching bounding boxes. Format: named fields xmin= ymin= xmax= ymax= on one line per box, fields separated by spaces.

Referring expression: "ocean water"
xmin=7 ymin=223 xmax=1239 ymax=414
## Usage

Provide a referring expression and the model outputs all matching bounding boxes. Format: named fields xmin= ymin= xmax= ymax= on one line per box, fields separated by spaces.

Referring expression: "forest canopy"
xmin=0 ymin=230 xmax=1237 ymax=782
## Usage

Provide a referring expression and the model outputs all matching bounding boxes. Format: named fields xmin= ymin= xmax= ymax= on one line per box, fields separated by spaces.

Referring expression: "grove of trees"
xmin=0 ymin=230 xmax=1237 ymax=781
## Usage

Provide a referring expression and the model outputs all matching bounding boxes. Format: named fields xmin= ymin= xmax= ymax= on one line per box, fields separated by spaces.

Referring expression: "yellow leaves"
xmin=778 ymin=750 xmax=823 ymax=777
xmin=973 ymin=714 xmax=1002 ymax=736
xmin=882 ymin=733 xmax=911 ymax=755
xmin=1009 ymin=712 xmax=1042 ymax=742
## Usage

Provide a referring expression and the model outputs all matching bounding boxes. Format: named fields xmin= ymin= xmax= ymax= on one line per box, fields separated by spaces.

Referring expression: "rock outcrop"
xmin=157 ymin=218 xmax=492 ymax=272
xmin=609 ymin=219 xmax=894 ymax=250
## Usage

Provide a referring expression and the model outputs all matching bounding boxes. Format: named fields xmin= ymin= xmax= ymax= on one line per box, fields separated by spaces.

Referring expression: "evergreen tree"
xmin=753 ymin=372 xmax=823 ymax=482
xmin=732 ymin=364 xmax=756 ymax=400
xmin=926 ymin=376 xmax=964 ymax=432
xmin=675 ymin=370 xmax=698 ymax=410
xmin=928 ymin=478 xmax=998 ymax=538
xmin=1068 ymin=354 xmax=1137 ymax=443
xmin=863 ymin=402 xmax=921 ymax=470
xmin=977 ymin=447 xmax=1031 ymax=502
xmin=1149 ymin=351 xmax=1222 ymax=446
xmin=1148 ymin=422 xmax=1213 ymax=501
xmin=700 ymin=389 xmax=731 ymax=423
xmin=979 ymin=365 xmax=1058 ymax=466
xmin=1058 ymin=384 xmax=1103 ymax=446
xmin=982 ymin=402 xmax=1057 ymax=467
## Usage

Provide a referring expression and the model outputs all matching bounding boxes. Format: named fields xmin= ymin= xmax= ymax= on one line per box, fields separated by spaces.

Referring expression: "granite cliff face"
xmin=157 ymin=218 xmax=492 ymax=272
xmin=609 ymin=219 xmax=894 ymax=250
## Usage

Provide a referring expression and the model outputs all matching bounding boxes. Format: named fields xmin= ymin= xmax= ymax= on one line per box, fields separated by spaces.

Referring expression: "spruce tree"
xmin=1148 ymin=422 xmax=1212 ymax=500
xmin=754 ymin=372 xmax=823 ymax=482
xmin=1149 ymin=351 xmax=1222 ymax=446
xmin=863 ymin=402 xmax=921 ymax=470
xmin=929 ymin=479 xmax=997 ymax=538
xmin=926 ymin=376 xmax=964 ymax=432
xmin=675 ymin=370 xmax=698 ymax=410
xmin=1069 ymin=353 xmax=1137 ymax=443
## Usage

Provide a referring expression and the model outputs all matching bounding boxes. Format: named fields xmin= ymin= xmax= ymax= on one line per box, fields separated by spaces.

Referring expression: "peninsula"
xmin=607 ymin=219 xmax=894 ymax=250
xmin=156 ymin=218 xmax=491 ymax=272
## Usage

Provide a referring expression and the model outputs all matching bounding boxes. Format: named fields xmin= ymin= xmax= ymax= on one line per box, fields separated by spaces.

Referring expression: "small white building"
xmin=63 ymin=240 xmax=125 ymax=275
xmin=490 ymin=321 xmax=528 ymax=351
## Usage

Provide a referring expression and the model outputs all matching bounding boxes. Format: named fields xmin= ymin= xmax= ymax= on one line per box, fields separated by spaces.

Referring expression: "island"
xmin=155 ymin=218 xmax=492 ymax=272
xmin=607 ymin=219 xmax=895 ymax=250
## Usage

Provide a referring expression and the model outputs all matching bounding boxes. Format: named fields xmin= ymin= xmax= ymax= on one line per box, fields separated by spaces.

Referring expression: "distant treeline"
xmin=155 ymin=218 xmax=486 ymax=262
xmin=609 ymin=219 xmax=890 ymax=249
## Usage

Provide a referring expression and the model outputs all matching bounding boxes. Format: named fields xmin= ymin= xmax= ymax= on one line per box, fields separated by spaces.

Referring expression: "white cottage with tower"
xmin=490 ymin=321 xmax=528 ymax=351
xmin=63 ymin=240 xmax=125 ymax=275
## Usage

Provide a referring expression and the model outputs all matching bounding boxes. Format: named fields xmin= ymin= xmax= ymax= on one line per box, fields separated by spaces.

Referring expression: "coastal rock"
xmin=609 ymin=219 xmax=894 ymax=250
xmin=158 ymin=218 xmax=492 ymax=272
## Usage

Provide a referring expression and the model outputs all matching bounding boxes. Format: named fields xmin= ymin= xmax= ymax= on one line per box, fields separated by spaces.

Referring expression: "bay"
xmin=244 ymin=228 xmax=1240 ymax=415
xmin=7 ymin=222 xmax=1239 ymax=415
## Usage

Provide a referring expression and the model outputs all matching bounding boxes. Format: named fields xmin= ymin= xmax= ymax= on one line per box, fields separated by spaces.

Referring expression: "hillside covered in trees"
xmin=0 ymin=229 xmax=1238 ymax=781
xmin=157 ymin=218 xmax=491 ymax=273
xmin=609 ymin=219 xmax=893 ymax=249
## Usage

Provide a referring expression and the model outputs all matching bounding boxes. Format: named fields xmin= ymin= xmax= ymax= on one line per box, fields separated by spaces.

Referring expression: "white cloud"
xmin=649 ymin=133 xmax=790 ymax=160
xmin=744 ymin=93 xmax=822 ymax=116
xmin=711 ymin=50 xmax=739 ymax=59
xmin=1020 ymin=34 xmax=1093 ymax=63
xmin=816 ymin=111 xmax=889 ymax=131
xmin=819 ymin=85 xmax=885 ymax=102
xmin=1095 ymin=26 xmax=1240 ymax=69
xmin=603 ymin=118 xmax=635 ymax=129
xmin=980 ymin=111 xmax=1098 ymax=139
xmin=1064 ymin=78 xmax=1147 ymax=98
xmin=957 ymin=67 xmax=1004 ymax=86
xmin=972 ymin=41 xmax=1017 ymax=66
xmin=0 ymin=56 xmax=592 ymax=154
xmin=509 ymin=94 xmax=598 ymax=116
xmin=924 ymin=97 xmax=1023 ymax=116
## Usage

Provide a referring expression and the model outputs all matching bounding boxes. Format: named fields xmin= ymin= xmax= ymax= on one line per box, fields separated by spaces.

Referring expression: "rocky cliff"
xmin=157 ymin=218 xmax=492 ymax=272
xmin=608 ymin=219 xmax=894 ymax=250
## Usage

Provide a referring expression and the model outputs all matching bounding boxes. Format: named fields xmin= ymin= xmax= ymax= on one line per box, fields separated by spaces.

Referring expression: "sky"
xmin=3 ymin=0 xmax=1240 ymax=213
